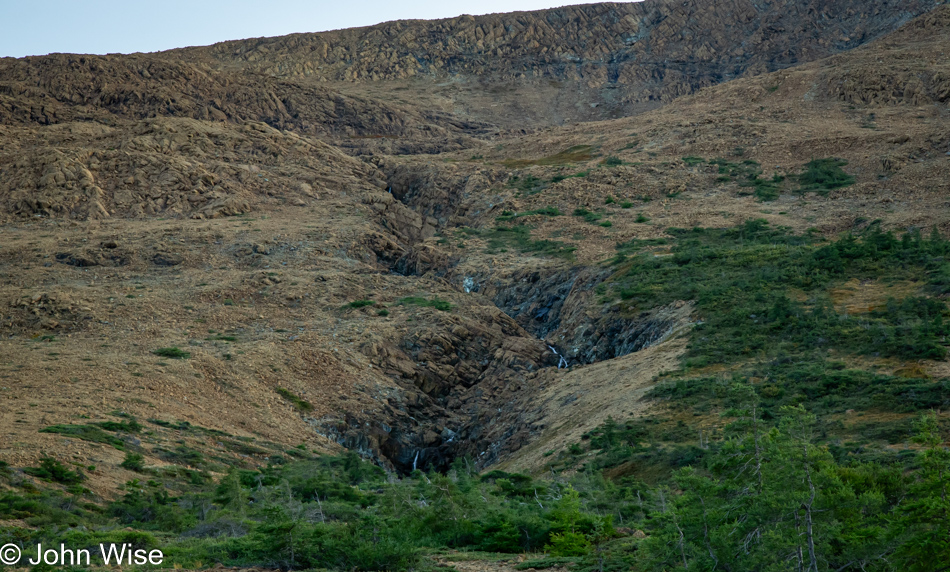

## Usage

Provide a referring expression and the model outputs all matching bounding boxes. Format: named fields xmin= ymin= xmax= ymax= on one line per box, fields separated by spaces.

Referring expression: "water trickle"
xmin=548 ymin=345 xmax=568 ymax=369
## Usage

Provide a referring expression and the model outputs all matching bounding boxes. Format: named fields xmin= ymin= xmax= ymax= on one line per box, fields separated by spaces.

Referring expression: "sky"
xmin=0 ymin=0 xmax=587 ymax=58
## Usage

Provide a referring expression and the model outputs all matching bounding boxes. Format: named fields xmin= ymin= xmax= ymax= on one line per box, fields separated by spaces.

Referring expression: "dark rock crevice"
xmin=455 ymin=265 xmax=693 ymax=365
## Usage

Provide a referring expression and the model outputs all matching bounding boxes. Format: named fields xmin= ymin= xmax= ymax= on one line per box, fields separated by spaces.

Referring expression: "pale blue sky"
xmin=0 ymin=1 xmax=591 ymax=58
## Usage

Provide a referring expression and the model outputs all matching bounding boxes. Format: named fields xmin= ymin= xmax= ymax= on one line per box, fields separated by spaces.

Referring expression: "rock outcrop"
xmin=174 ymin=0 xmax=942 ymax=124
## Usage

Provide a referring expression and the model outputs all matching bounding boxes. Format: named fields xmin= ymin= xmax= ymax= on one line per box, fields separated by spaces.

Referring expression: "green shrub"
xmin=120 ymin=453 xmax=146 ymax=472
xmin=506 ymin=174 xmax=547 ymax=194
xmin=546 ymin=531 xmax=592 ymax=556
xmin=573 ymin=207 xmax=604 ymax=224
xmin=97 ymin=418 xmax=142 ymax=433
xmin=24 ymin=458 xmax=85 ymax=484
xmin=347 ymin=300 xmax=375 ymax=309
xmin=551 ymin=170 xmax=589 ymax=184
xmin=798 ymin=158 xmax=855 ymax=193
xmin=157 ymin=445 xmax=206 ymax=470
xmin=152 ymin=347 xmax=191 ymax=359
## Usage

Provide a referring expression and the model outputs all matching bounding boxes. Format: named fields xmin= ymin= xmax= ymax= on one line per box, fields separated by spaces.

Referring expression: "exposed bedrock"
xmin=455 ymin=265 xmax=694 ymax=365
xmin=308 ymin=291 xmax=560 ymax=473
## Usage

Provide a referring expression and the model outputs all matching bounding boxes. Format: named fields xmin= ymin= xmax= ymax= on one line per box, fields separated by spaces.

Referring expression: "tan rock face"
xmin=0 ymin=53 xmax=492 ymax=154
xmin=169 ymin=0 xmax=941 ymax=124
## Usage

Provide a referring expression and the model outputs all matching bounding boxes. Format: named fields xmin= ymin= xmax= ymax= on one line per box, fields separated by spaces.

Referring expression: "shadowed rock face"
xmin=315 ymin=301 xmax=559 ymax=473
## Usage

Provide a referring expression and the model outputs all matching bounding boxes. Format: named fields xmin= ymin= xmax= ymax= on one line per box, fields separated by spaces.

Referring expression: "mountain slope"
xmin=175 ymin=0 xmax=943 ymax=125
xmin=0 ymin=1 xmax=949 ymax=494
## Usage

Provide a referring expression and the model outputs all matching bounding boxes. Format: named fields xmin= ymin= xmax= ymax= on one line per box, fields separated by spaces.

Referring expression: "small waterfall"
xmin=548 ymin=345 xmax=569 ymax=369
xmin=412 ymin=450 xmax=419 ymax=472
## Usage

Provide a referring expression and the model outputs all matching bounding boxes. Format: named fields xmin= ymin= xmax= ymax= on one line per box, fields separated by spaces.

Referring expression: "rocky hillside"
xmin=175 ymin=0 xmax=943 ymax=125
xmin=0 ymin=53 xmax=491 ymax=155
xmin=1 ymin=0 xmax=949 ymax=494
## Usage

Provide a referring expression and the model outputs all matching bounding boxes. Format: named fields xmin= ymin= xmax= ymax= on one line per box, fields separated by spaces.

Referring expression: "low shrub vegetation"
xmin=495 ymin=207 xmax=562 ymax=222
xmin=152 ymin=347 xmax=191 ymax=359
xmin=275 ymin=387 xmax=313 ymax=411
xmin=474 ymin=225 xmax=576 ymax=259
xmin=39 ymin=424 xmax=127 ymax=449
xmin=397 ymin=296 xmax=454 ymax=312
xmin=798 ymin=157 xmax=855 ymax=193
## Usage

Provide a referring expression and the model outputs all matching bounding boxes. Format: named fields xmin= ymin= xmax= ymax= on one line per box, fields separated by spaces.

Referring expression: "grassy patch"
xmin=515 ymin=556 xmax=578 ymax=570
xmin=573 ymin=207 xmax=605 ymax=225
xmin=481 ymin=225 xmax=576 ymax=259
xmin=503 ymin=145 xmax=594 ymax=168
xmin=40 ymin=424 xmax=126 ymax=449
xmin=397 ymin=297 xmax=454 ymax=312
xmin=709 ymin=158 xmax=785 ymax=201
xmin=551 ymin=170 xmax=589 ymax=184
xmin=507 ymin=174 xmax=547 ymax=195
xmin=495 ymin=207 xmax=562 ymax=222
xmin=276 ymin=387 xmax=313 ymax=411
xmin=346 ymin=300 xmax=376 ymax=309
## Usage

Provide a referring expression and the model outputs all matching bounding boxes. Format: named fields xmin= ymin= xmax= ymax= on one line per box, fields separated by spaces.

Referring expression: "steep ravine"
xmin=377 ymin=158 xmax=694 ymax=364
xmin=335 ymin=160 xmax=692 ymax=473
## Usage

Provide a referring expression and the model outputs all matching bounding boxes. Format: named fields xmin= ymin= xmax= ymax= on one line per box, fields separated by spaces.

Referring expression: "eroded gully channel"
xmin=311 ymin=159 xmax=688 ymax=474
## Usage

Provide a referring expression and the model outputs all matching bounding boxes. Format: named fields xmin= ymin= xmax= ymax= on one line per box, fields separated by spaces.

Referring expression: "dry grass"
xmin=502 ymin=145 xmax=595 ymax=168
